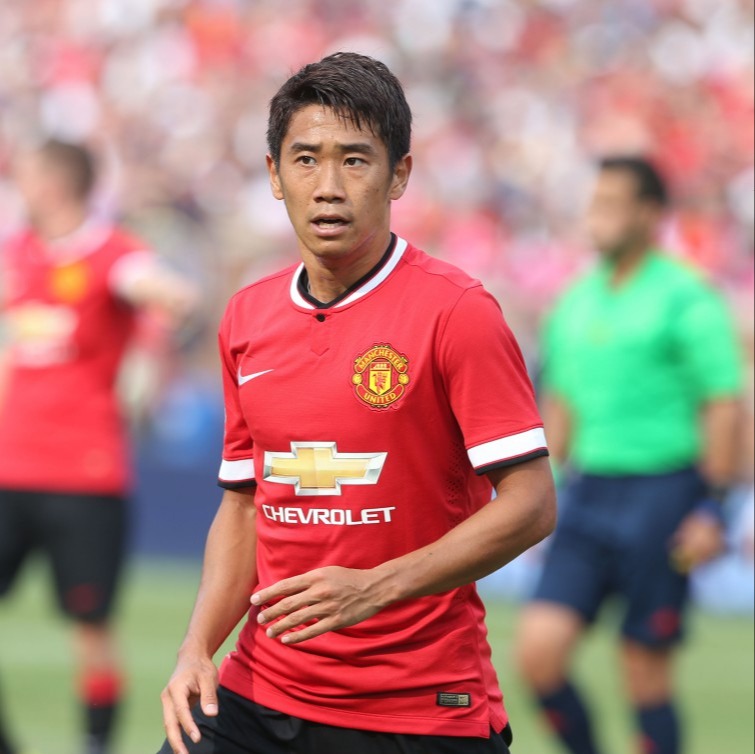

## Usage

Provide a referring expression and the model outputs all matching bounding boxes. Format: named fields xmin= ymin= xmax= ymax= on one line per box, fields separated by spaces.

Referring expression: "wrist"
xmin=695 ymin=497 xmax=726 ymax=528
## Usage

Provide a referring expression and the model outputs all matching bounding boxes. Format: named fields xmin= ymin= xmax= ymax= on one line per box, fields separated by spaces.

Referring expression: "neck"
xmin=608 ymin=243 xmax=652 ymax=287
xmin=302 ymin=233 xmax=392 ymax=304
xmin=31 ymin=203 xmax=88 ymax=242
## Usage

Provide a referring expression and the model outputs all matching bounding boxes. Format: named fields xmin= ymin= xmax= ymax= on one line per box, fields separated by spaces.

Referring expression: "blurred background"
xmin=0 ymin=0 xmax=752 ymax=751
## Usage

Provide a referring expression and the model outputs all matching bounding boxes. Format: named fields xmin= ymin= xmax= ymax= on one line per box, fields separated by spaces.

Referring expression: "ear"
xmin=266 ymin=154 xmax=284 ymax=200
xmin=389 ymin=154 xmax=413 ymax=201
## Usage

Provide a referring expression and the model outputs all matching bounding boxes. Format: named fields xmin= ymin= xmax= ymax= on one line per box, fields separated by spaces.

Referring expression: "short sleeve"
xmin=672 ymin=284 xmax=744 ymax=399
xmin=438 ymin=285 xmax=548 ymax=475
xmin=217 ymin=310 xmax=256 ymax=489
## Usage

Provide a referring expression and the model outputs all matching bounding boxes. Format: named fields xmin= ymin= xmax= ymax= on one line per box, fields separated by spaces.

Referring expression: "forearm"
xmin=371 ymin=457 xmax=556 ymax=605
xmin=699 ymin=397 xmax=742 ymax=487
xmin=179 ymin=488 xmax=258 ymax=658
xmin=541 ymin=394 xmax=572 ymax=467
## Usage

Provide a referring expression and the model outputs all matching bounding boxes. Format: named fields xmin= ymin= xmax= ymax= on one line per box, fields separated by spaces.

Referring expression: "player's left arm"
xmin=253 ymin=457 xmax=555 ymax=644
xmin=669 ymin=283 xmax=745 ymax=572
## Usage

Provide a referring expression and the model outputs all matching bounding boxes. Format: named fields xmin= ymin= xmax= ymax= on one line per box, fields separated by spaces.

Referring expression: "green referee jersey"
xmin=542 ymin=250 xmax=743 ymax=475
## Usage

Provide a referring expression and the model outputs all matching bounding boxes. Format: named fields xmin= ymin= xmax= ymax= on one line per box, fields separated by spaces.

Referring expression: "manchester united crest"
xmin=352 ymin=344 xmax=410 ymax=409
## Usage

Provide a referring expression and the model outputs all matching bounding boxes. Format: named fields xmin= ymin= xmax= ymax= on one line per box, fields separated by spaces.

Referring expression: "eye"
xmin=344 ymin=157 xmax=366 ymax=166
xmin=297 ymin=155 xmax=316 ymax=166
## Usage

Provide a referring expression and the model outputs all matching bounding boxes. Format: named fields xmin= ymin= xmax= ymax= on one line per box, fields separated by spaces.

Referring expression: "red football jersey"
xmin=217 ymin=236 xmax=548 ymax=738
xmin=0 ymin=221 xmax=149 ymax=496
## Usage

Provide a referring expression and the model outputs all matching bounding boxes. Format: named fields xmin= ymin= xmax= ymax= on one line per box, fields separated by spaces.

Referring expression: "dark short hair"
xmin=39 ymin=139 xmax=96 ymax=199
xmin=267 ymin=52 xmax=412 ymax=169
xmin=599 ymin=156 xmax=669 ymax=208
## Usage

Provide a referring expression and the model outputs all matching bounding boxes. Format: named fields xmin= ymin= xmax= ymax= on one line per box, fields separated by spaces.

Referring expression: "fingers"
xmin=251 ymin=574 xmax=310 ymax=608
xmin=161 ymin=674 xmax=215 ymax=752
xmin=161 ymin=685 xmax=196 ymax=754
xmin=199 ymin=675 xmax=220 ymax=717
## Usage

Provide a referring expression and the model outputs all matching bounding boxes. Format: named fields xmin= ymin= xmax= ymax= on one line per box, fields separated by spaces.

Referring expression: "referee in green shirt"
xmin=514 ymin=157 xmax=744 ymax=754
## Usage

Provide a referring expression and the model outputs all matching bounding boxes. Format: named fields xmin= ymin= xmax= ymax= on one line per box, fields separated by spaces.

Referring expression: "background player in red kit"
xmin=159 ymin=52 xmax=557 ymax=754
xmin=0 ymin=139 xmax=197 ymax=754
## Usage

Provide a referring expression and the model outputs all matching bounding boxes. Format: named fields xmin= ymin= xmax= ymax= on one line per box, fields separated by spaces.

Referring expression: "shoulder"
xmin=400 ymin=242 xmax=484 ymax=296
xmin=649 ymin=252 xmax=726 ymax=310
xmin=2 ymin=227 xmax=35 ymax=256
xmin=224 ymin=264 xmax=299 ymax=314
xmin=104 ymin=225 xmax=152 ymax=256
xmin=547 ymin=267 xmax=600 ymax=315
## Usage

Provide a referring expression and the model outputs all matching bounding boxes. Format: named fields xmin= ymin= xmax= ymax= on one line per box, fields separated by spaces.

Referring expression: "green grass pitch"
xmin=0 ymin=559 xmax=752 ymax=753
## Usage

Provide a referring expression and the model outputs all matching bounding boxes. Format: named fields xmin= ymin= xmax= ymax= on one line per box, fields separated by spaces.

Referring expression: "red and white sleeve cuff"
xmin=218 ymin=458 xmax=256 ymax=488
xmin=468 ymin=427 xmax=548 ymax=474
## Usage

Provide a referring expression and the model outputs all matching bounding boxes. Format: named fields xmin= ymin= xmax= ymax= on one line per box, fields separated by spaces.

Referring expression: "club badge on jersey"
xmin=352 ymin=343 xmax=411 ymax=409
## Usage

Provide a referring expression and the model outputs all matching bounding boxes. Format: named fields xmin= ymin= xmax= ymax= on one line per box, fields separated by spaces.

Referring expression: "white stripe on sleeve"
xmin=467 ymin=427 xmax=547 ymax=470
xmin=218 ymin=458 xmax=256 ymax=483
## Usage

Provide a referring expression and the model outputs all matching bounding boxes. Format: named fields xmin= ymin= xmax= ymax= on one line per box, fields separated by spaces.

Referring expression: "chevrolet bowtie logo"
xmin=263 ymin=442 xmax=387 ymax=496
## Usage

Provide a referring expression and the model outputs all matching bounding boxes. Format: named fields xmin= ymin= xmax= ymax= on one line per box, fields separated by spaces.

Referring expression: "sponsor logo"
xmin=237 ymin=367 xmax=274 ymax=386
xmin=50 ymin=262 xmax=90 ymax=304
xmin=352 ymin=344 xmax=410 ymax=409
xmin=263 ymin=442 xmax=387 ymax=496
xmin=262 ymin=505 xmax=395 ymax=525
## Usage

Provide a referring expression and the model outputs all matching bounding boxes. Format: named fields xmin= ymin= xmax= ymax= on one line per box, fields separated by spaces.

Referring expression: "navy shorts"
xmin=0 ymin=488 xmax=128 ymax=622
xmin=157 ymin=686 xmax=513 ymax=754
xmin=531 ymin=467 xmax=705 ymax=646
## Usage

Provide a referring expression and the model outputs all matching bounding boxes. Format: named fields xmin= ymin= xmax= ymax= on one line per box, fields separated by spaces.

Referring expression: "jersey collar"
xmin=42 ymin=217 xmax=113 ymax=263
xmin=289 ymin=235 xmax=408 ymax=310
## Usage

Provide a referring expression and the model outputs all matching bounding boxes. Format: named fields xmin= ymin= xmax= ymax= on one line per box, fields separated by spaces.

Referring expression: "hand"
xmin=251 ymin=566 xmax=388 ymax=645
xmin=669 ymin=511 xmax=726 ymax=574
xmin=160 ymin=652 xmax=219 ymax=754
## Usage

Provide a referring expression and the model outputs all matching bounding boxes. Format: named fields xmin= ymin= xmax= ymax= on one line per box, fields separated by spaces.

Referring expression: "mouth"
xmin=312 ymin=215 xmax=349 ymax=228
xmin=311 ymin=215 xmax=350 ymax=236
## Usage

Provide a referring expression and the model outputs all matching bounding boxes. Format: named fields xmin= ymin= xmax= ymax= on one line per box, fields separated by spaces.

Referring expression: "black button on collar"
xmin=315 ymin=313 xmax=326 ymax=322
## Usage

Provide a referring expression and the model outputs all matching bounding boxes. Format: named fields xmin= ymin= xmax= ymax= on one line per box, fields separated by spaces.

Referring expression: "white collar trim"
xmin=289 ymin=236 xmax=408 ymax=310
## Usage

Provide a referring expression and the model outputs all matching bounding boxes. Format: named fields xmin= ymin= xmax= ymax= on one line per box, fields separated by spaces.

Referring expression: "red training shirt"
xmin=0 ymin=220 xmax=150 ymax=496
xmin=217 ymin=236 xmax=548 ymax=738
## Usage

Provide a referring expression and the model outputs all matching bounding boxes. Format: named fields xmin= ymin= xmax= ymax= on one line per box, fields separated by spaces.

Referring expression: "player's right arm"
xmin=540 ymin=392 xmax=572 ymax=481
xmin=161 ymin=486 xmax=257 ymax=754
xmin=539 ymin=302 xmax=574 ymax=480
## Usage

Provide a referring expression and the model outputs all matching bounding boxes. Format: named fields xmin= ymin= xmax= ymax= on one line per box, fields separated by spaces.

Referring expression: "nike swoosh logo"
xmin=238 ymin=368 xmax=274 ymax=386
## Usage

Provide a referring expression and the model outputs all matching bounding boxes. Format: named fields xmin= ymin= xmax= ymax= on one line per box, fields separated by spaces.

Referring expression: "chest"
xmin=228 ymin=301 xmax=447 ymax=447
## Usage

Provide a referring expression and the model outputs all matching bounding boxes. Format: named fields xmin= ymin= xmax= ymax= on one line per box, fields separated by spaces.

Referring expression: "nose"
xmin=314 ymin=161 xmax=345 ymax=203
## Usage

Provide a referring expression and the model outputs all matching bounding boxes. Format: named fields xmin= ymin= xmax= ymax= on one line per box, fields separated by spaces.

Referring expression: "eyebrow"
xmin=288 ymin=141 xmax=378 ymax=156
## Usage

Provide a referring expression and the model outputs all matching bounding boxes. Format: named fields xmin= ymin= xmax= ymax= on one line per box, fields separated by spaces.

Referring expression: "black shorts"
xmin=157 ymin=686 xmax=513 ymax=754
xmin=0 ymin=488 xmax=128 ymax=622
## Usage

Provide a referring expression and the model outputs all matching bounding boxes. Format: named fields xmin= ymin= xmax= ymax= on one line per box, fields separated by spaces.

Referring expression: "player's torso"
xmin=2 ymin=227 xmax=134 ymax=379
xmin=226 ymin=253 xmax=490 ymax=573
xmin=0 ymin=225 xmax=139 ymax=494
xmin=221 ymin=242 xmax=506 ymax=735
xmin=552 ymin=253 xmax=705 ymax=473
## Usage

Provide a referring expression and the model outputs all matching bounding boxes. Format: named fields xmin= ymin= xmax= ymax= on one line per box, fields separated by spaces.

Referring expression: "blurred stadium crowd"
xmin=0 ymin=0 xmax=752 ymax=606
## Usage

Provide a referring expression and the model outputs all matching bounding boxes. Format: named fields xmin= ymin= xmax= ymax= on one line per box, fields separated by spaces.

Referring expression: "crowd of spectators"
xmin=1 ymin=1 xmax=753 ymax=581
xmin=1 ymin=0 xmax=752 ymax=342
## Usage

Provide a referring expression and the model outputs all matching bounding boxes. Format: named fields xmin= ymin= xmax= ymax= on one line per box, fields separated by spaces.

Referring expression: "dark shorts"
xmin=0 ymin=488 xmax=128 ymax=622
xmin=531 ymin=467 xmax=705 ymax=647
xmin=157 ymin=686 xmax=513 ymax=754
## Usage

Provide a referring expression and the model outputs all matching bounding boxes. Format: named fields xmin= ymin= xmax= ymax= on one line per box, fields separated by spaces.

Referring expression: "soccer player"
xmin=514 ymin=157 xmax=744 ymax=754
xmin=158 ymin=52 xmax=557 ymax=754
xmin=0 ymin=139 xmax=197 ymax=754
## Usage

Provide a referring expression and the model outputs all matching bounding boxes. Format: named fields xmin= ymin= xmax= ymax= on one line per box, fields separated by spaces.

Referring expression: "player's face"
xmin=267 ymin=105 xmax=411 ymax=267
xmin=586 ymin=170 xmax=657 ymax=261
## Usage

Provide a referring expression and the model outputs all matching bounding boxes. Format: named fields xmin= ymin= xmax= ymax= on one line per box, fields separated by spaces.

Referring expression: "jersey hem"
xmin=219 ymin=677 xmax=498 ymax=739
